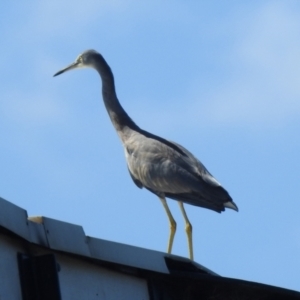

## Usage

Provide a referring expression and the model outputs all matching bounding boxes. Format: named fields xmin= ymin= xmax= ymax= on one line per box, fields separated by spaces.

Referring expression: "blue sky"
xmin=1 ymin=1 xmax=300 ymax=292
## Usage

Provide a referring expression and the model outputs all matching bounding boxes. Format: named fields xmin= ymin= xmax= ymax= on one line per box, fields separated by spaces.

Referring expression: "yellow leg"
xmin=159 ymin=197 xmax=177 ymax=254
xmin=178 ymin=201 xmax=194 ymax=260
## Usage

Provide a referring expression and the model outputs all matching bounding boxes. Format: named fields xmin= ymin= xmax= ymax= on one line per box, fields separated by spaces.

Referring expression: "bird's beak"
xmin=53 ymin=61 xmax=80 ymax=77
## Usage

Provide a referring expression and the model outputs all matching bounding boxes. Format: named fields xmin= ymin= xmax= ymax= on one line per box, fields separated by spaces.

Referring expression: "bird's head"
xmin=54 ymin=49 xmax=99 ymax=77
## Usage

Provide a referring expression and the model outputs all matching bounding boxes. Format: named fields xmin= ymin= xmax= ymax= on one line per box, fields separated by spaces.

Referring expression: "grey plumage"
xmin=54 ymin=49 xmax=238 ymax=260
xmin=125 ymin=133 xmax=235 ymax=212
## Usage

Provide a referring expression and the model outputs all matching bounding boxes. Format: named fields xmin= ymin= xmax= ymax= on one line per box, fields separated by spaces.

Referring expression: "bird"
xmin=54 ymin=49 xmax=238 ymax=260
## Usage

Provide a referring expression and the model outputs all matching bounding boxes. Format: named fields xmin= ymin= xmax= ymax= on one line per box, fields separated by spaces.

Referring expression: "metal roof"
xmin=1 ymin=196 xmax=300 ymax=300
xmin=0 ymin=196 xmax=214 ymax=275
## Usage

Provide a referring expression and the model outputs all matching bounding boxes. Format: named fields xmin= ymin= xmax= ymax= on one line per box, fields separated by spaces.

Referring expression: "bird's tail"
xmin=224 ymin=200 xmax=238 ymax=212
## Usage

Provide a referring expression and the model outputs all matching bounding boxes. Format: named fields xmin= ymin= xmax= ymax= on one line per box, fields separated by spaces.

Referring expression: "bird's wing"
xmin=169 ymin=141 xmax=221 ymax=187
xmin=125 ymin=131 xmax=225 ymax=196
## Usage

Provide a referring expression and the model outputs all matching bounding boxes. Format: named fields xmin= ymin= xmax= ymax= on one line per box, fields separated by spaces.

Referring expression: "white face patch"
xmin=76 ymin=54 xmax=84 ymax=62
xmin=75 ymin=55 xmax=92 ymax=69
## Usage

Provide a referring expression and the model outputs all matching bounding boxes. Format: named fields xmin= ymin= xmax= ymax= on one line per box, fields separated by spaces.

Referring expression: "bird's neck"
xmin=95 ymin=55 xmax=139 ymax=141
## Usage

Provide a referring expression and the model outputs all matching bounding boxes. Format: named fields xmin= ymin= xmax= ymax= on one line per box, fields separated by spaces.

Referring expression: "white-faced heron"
xmin=54 ymin=50 xmax=238 ymax=260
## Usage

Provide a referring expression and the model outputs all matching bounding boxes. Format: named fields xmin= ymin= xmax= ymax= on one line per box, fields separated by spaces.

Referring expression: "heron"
xmin=54 ymin=50 xmax=238 ymax=260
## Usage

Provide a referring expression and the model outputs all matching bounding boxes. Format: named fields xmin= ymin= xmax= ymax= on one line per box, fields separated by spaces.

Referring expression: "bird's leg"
xmin=159 ymin=197 xmax=177 ymax=254
xmin=178 ymin=201 xmax=194 ymax=260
